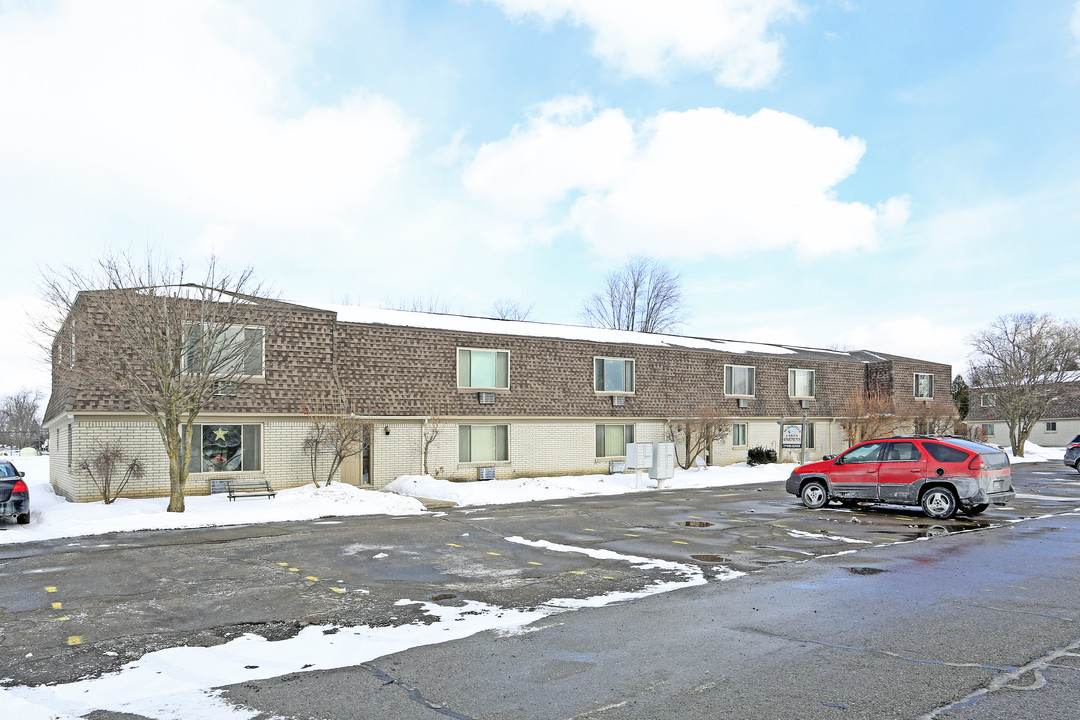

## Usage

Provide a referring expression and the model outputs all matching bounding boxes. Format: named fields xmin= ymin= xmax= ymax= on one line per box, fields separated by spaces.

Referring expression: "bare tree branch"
xmin=668 ymin=405 xmax=731 ymax=470
xmin=302 ymin=395 xmax=369 ymax=487
xmin=491 ymin=299 xmax=534 ymax=321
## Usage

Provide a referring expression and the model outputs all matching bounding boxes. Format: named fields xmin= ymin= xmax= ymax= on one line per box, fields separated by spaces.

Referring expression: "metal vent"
xmin=800 ymin=399 xmax=810 ymax=409
xmin=477 ymin=467 xmax=496 ymax=480
xmin=737 ymin=398 xmax=749 ymax=409
xmin=213 ymin=380 xmax=238 ymax=397
xmin=478 ymin=392 xmax=496 ymax=405
xmin=609 ymin=460 xmax=626 ymax=474
xmin=612 ymin=395 xmax=626 ymax=407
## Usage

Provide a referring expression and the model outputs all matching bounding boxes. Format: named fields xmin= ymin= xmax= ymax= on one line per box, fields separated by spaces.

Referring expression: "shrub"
xmin=747 ymin=446 xmax=777 ymax=466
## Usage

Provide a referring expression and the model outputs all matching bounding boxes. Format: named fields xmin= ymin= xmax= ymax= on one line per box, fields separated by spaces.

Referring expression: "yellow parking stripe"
xmin=583 ymin=528 xmax=596 ymax=532
xmin=305 ymin=576 xmax=319 ymax=582
xmin=570 ymin=570 xmax=587 ymax=575
xmin=288 ymin=568 xmax=299 ymax=572
xmin=672 ymin=540 xmax=689 ymax=545
xmin=528 ymin=561 xmax=543 ymax=566
xmin=624 ymin=533 xmax=640 ymax=537
xmin=52 ymin=602 xmax=62 ymax=610
xmin=276 ymin=562 xmax=289 ymax=566
xmin=45 ymin=586 xmax=57 ymax=593
xmin=446 ymin=543 xmax=463 ymax=548
xmin=330 ymin=587 xmax=346 ymax=594
xmin=486 ymin=552 xmax=501 ymax=556
xmin=53 ymin=616 xmax=70 ymax=622
xmin=67 ymin=636 xmax=82 ymax=646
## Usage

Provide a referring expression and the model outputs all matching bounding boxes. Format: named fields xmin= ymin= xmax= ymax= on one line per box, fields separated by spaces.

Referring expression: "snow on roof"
xmin=304 ymin=302 xmax=801 ymax=356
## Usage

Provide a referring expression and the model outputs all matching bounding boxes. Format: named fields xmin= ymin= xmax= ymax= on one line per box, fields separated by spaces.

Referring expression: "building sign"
xmin=782 ymin=424 xmax=803 ymax=448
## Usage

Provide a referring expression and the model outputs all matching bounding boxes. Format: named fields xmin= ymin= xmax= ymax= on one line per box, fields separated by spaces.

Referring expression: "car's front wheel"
xmin=800 ymin=481 xmax=828 ymax=509
xmin=921 ymin=487 xmax=958 ymax=519
xmin=16 ymin=513 xmax=29 ymax=525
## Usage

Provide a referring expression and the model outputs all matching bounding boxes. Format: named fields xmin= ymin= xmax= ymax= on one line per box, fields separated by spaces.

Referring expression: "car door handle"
xmin=909 ymin=469 xmax=922 ymax=474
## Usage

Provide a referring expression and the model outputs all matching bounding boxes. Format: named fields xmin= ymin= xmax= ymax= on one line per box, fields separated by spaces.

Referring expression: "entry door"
xmin=341 ymin=451 xmax=361 ymax=486
xmin=876 ymin=441 xmax=927 ymax=503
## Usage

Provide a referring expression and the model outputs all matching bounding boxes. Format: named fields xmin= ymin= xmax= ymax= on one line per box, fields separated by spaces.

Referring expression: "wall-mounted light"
xmin=384 ymin=425 xmax=390 ymax=436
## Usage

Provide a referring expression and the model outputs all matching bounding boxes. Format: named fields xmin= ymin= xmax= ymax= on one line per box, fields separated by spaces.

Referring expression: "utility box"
xmin=649 ymin=442 xmax=676 ymax=482
xmin=625 ymin=442 xmax=653 ymax=470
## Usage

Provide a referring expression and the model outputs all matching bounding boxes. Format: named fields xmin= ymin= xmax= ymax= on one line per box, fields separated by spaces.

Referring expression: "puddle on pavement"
xmin=676 ymin=521 xmax=715 ymax=528
xmin=691 ymin=554 xmax=730 ymax=563
xmin=845 ymin=566 xmax=887 ymax=576
xmin=431 ymin=593 xmax=457 ymax=602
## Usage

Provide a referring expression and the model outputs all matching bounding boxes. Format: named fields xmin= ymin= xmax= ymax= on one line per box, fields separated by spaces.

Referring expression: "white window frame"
xmin=1046 ymin=422 xmax=1058 ymax=432
xmin=458 ymin=424 xmax=510 ymax=463
xmin=788 ymin=369 xmax=816 ymax=399
xmin=982 ymin=423 xmax=995 ymax=436
xmin=980 ymin=393 xmax=996 ymax=408
xmin=914 ymin=373 xmax=934 ymax=399
xmin=183 ymin=324 xmax=266 ymax=378
xmin=732 ymin=423 xmax=748 ymax=448
xmin=724 ymin=365 xmax=756 ymax=398
xmin=185 ymin=423 xmax=263 ymax=473
xmin=456 ymin=347 xmax=510 ymax=391
xmin=594 ymin=357 xmax=636 ymax=395
xmin=595 ymin=423 xmax=635 ymax=458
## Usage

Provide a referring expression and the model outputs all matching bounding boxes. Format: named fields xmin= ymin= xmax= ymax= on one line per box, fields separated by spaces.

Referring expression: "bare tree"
xmin=382 ymin=296 xmax=450 ymax=314
xmin=0 ymin=389 xmax=46 ymax=449
xmin=422 ymin=416 xmax=442 ymax=476
xmin=77 ymin=440 xmax=145 ymax=504
xmin=582 ymin=257 xmax=684 ymax=333
xmin=302 ymin=397 xmax=368 ymax=487
xmin=837 ymin=389 xmax=912 ymax=446
xmin=37 ymin=251 xmax=281 ymax=512
xmin=668 ymin=405 xmax=731 ymax=470
xmin=491 ymin=298 xmax=534 ymax=321
xmin=911 ymin=403 xmax=959 ymax=435
xmin=968 ymin=313 xmax=1080 ymax=456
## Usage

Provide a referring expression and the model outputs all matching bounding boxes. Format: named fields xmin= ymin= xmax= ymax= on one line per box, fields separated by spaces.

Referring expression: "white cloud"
xmin=482 ymin=0 xmax=799 ymax=87
xmin=464 ymin=98 xmax=909 ymax=258
xmin=837 ymin=318 xmax=970 ymax=376
xmin=0 ymin=1 xmax=415 ymax=227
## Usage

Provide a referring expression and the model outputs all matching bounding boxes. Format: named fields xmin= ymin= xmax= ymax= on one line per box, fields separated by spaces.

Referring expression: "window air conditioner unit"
xmin=478 ymin=392 xmax=496 ymax=405
xmin=478 ymin=467 xmax=496 ymax=480
xmin=612 ymin=395 xmax=626 ymax=407
xmin=609 ymin=460 xmax=626 ymax=474
xmin=737 ymin=398 xmax=749 ymax=409
xmin=212 ymin=380 xmax=238 ymax=397
xmin=800 ymin=399 xmax=810 ymax=409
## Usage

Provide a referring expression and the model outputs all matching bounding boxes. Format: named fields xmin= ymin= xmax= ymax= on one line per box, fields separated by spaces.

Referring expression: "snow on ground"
xmin=1002 ymin=441 xmax=1065 ymax=464
xmin=385 ymin=462 xmax=795 ymax=506
xmin=0 ymin=455 xmax=424 ymax=545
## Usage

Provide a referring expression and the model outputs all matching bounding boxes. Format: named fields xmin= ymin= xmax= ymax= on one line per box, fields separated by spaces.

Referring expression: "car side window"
xmin=923 ymin=442 xmax=969 ymax=463
xmin=0 ymin=464 xmax=13 ymax=478
xmin=841 ymin=443 xmax=884 ymax=464
xmin=883 ymin=442 xmax=921 ymax=462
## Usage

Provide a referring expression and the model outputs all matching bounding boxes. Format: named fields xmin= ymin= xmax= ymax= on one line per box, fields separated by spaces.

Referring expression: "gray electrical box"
xmin=649 ymin=442 xmax=676 ymax=481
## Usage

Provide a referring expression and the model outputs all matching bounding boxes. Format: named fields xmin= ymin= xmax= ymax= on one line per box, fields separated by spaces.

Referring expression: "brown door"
xmin=341 ymin=451 xmax=361 ymax=486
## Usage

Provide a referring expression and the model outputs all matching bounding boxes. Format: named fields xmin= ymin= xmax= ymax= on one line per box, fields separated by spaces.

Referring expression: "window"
xmin=732 ymin=423 xmax=747 ymax=447
xmin=595 ymin=424 xmax=635 ymax=458
xmin=184 ymin=325 xmax=265 ymax=376
xmin=1047 ymin=422 xmax=1058 ymax=432
xmin=186 ymin=424 xmax=262 ymax=473
xmin=788 ymin=369 xmax=815 ymax=398
xmin=457 ymin=348 xmax=509 ymax=390
xmin=981 ymin=424 xmax=995 ymax=437
xmin=914 ymin=373 xmax=934 ymax=399
xmin=67 ymin=424 xmax=73 ymax=468
xmin=840 ymin=442 xmax=884 ymax=464
xmin=923 ymin=442 xmax=969 ymax=464
xmin=724 ymin=365 xmax=756 ymax=397
xmin=594 ymin=357 xmax=635 ymax=393
xmin=805 ymin=423 xmax=816 ymax=449
xmin=883 ymin=441 xmax=921 ymax=462
xmin=458 ymin=424 xmax=509 ymax=462
xmin=980 ymin=393 xmax=996 ymax=408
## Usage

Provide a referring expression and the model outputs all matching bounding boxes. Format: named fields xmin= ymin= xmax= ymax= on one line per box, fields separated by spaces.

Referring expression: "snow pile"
xmin=1002 ymin=441 xmax=1066 ymax=464
xmin=384 ymin=462 xmax=794 ymax=506
xmin=0 ymin=455 xmax=424 ymax=545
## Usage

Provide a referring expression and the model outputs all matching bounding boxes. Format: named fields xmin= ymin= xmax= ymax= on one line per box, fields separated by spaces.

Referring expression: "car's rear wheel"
xmin=963 ymin=503 xmax=989 ymax=517
xmin=921 ymin=487 xmax=958 ymax=519
xmin=1074 ymin=460 xmax=1080 ymax=474
xmin=16 ymin=513 xmax=29 ymax=525
xmin=800 ymin=481 xmax=828 ymax=509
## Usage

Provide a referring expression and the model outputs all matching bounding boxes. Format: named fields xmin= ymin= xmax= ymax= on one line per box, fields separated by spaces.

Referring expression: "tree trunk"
xmin=162 ymin=417 xmax=187 ymax=513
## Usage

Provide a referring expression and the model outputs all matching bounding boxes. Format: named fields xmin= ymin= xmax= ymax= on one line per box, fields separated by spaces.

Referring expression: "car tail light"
xmin=12 ymin=480 xmax=28 ymax=493
xmin=1070 ymin=443 xmax=1080 ymax=449
xmin=968 ymin=455 xmax=985 ymax=470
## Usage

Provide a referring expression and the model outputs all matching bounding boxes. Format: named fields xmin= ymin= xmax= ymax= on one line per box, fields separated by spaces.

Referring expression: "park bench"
xmin=224 ymin=479 xmax=277 ymax=501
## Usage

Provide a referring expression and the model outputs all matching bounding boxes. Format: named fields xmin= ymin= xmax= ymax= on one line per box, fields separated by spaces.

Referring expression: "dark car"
xmin=0 ymin=460 xmax=29 ymax=524
xmin=785 ymin=436 xmax=1014 ymax=519
xmin=1064 ymin=435 xmax=1080 ymax=473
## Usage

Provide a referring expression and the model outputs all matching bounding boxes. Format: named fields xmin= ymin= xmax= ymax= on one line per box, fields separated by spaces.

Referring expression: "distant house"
xmin=967 ymin=372 xmax=1080 ymax=446
xmin=43 ymin=291 xmax=955 ymax=502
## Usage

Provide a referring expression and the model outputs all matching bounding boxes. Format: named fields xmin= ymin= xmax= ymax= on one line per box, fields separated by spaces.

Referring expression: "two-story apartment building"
xmin=44 ymin=291 xmax=955 ymax=502
xmin=967 ymin=373 xmax=1080 ymax=446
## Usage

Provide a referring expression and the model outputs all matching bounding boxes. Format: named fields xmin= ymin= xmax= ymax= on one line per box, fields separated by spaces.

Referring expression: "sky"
xmin=2 ymin=0 xmax=1079 ymax=401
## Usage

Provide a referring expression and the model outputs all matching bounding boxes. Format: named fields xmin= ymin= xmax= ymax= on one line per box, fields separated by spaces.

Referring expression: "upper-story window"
xmin=980 ymin=393 xmax=996 ymax=407
xmin=788 ymin=369 xmax=815 ymax=398
xmin=457 ymin=348 xmax=509 ymax=390
xmin=594 ymin=357 xmax=635 ymax=394
xmin=914 ymin=373 xmax=934 ymax=398
xmin=724 ymin=365 xmax=756 ymax=397
xmin=184 ymin=324 xmax=265 ymax=376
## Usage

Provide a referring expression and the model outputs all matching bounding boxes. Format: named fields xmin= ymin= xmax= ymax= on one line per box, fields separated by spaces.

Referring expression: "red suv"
xmin=785 ymin=436 xmax=1014 ymax=519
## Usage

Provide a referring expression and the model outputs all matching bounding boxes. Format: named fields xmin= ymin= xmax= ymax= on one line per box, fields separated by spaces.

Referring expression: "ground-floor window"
xmin=982 ymin=424 xmax=995 ymax=437
xmin=732 ymin=423 xmax=747 ymax=447
xmin=186 ymin=424 xmax=262 ymax=473
xmin=596 ymin=424 xmax=634 ymax=458
xmin=1047 ymin=422 xmax=1057 ymax=432
xmin=459 ymin=424 xmax=509 ymax=462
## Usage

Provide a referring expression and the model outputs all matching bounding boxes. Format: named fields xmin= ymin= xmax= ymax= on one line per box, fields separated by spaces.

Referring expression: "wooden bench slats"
xmin=225 ymin=479 xmax=276 ymax=501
